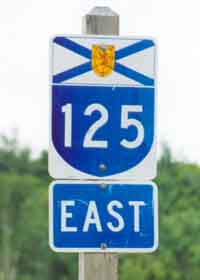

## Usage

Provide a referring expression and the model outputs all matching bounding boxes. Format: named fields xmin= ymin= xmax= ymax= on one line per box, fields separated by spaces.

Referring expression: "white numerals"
xmin=120 ymin=105 xmax=144 ymax=149
xmin=62 ymin=103 xmax=144 ymax=149
xmin=62 ymin=104 xmax=72 ymax=147
xmin=83 ymin=104 xmax=108 ymax=148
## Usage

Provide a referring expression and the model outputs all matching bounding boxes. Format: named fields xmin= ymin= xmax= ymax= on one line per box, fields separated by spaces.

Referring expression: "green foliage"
xmin=120 ymin=147 xmax=200 ymax=280
xmin=0 ymin=137 xmax=200 ymax=280
xmin=0 ymin=136 xmax=76 ymax=280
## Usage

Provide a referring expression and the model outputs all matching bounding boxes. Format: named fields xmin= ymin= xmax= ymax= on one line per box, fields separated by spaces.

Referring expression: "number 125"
xmin=62 ymin=103 xmax=144 ymax=149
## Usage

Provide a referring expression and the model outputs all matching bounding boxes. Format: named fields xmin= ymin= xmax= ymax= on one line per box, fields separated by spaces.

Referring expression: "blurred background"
xmin=0 ymin=0 xmax=200 ymax=279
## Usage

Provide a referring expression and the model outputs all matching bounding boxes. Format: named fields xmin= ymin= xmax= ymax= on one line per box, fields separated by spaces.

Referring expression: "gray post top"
xmin=88 ymin=6 xmax=119 ymax=16
xmin=82 ymin=6 xmax=119 ymax=35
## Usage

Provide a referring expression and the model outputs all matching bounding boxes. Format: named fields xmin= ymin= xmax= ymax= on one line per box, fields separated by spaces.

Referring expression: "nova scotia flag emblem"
xmin=49 ymin=35 xmax=157 ymax=180
xmin=52 ymin=36 xmax=155 ymax=86
xmin=92 ymin=45 xmax=115 ymax=77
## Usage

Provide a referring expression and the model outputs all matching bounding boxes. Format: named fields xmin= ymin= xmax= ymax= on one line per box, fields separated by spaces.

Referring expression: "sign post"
xmin=80 ymin=7 xmax=119 ymax=280
xmin=49 ymin=5 xmax=158 ymax=280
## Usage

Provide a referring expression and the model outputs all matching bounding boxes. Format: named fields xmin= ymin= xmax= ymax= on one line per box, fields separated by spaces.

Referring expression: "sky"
xmin=0 ymin=0 xmax=200 ymax=163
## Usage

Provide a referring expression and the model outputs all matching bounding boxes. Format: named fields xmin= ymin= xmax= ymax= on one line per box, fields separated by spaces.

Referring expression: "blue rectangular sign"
xmin=49 ymin=181 xmax=158 ymax=253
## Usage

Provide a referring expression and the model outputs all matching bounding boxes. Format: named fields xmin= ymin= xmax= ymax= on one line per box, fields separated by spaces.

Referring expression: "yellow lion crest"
xmin=92 ymin=45 xmax=115 ymax=77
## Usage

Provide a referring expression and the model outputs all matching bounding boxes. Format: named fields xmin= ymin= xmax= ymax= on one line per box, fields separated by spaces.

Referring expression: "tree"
xmin=0 ymin=138 xmax=200 ymax=280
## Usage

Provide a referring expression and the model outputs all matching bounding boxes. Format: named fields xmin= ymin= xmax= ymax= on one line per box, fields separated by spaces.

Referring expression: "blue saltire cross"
xmin=53 ymin=37 xmax=154 ymax=86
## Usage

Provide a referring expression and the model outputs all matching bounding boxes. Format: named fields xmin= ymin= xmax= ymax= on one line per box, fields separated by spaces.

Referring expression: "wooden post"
xmin=82 ymin=6 xmax=119 ymax=35
xmin=79 ymin=6 xmax=119 ymax=280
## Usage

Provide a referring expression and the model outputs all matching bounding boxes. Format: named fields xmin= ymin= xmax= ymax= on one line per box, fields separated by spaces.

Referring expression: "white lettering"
xmin=128 ymin=201 xmax=146 ymax=232
xmin=107 ymin=200 xmax=124 ymax=232
xmin=61 ymin=200 xmax=77 ymax=232
xmin=83 ymin=201 xmax=102 ymax=232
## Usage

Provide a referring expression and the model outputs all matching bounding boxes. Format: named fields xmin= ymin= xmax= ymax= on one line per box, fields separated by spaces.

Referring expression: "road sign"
xmin=49 ymin=35 xmax=157 ymax=180
xmin=49 ymin=181 xmax=158 ymax=253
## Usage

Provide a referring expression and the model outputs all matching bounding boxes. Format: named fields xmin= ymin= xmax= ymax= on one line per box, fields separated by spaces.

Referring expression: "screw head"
xmin=101 ymin=243 xmax=107 ymax=250
xmin=99 ymin=163 xmax=107 ymax=172
xmin=100 ymin=183 xmax=107 ymax=189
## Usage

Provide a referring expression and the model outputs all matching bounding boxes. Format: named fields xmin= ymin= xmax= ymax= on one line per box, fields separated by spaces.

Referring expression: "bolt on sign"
xmin=49 ymin=35 xmax=157 ymax=181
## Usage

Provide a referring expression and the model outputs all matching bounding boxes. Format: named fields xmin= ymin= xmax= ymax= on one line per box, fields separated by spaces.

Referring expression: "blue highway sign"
xmin=49 ymin=36 xmax=157 ymax=181
xmin=49 ymin=181 xmax=158 ymax=253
